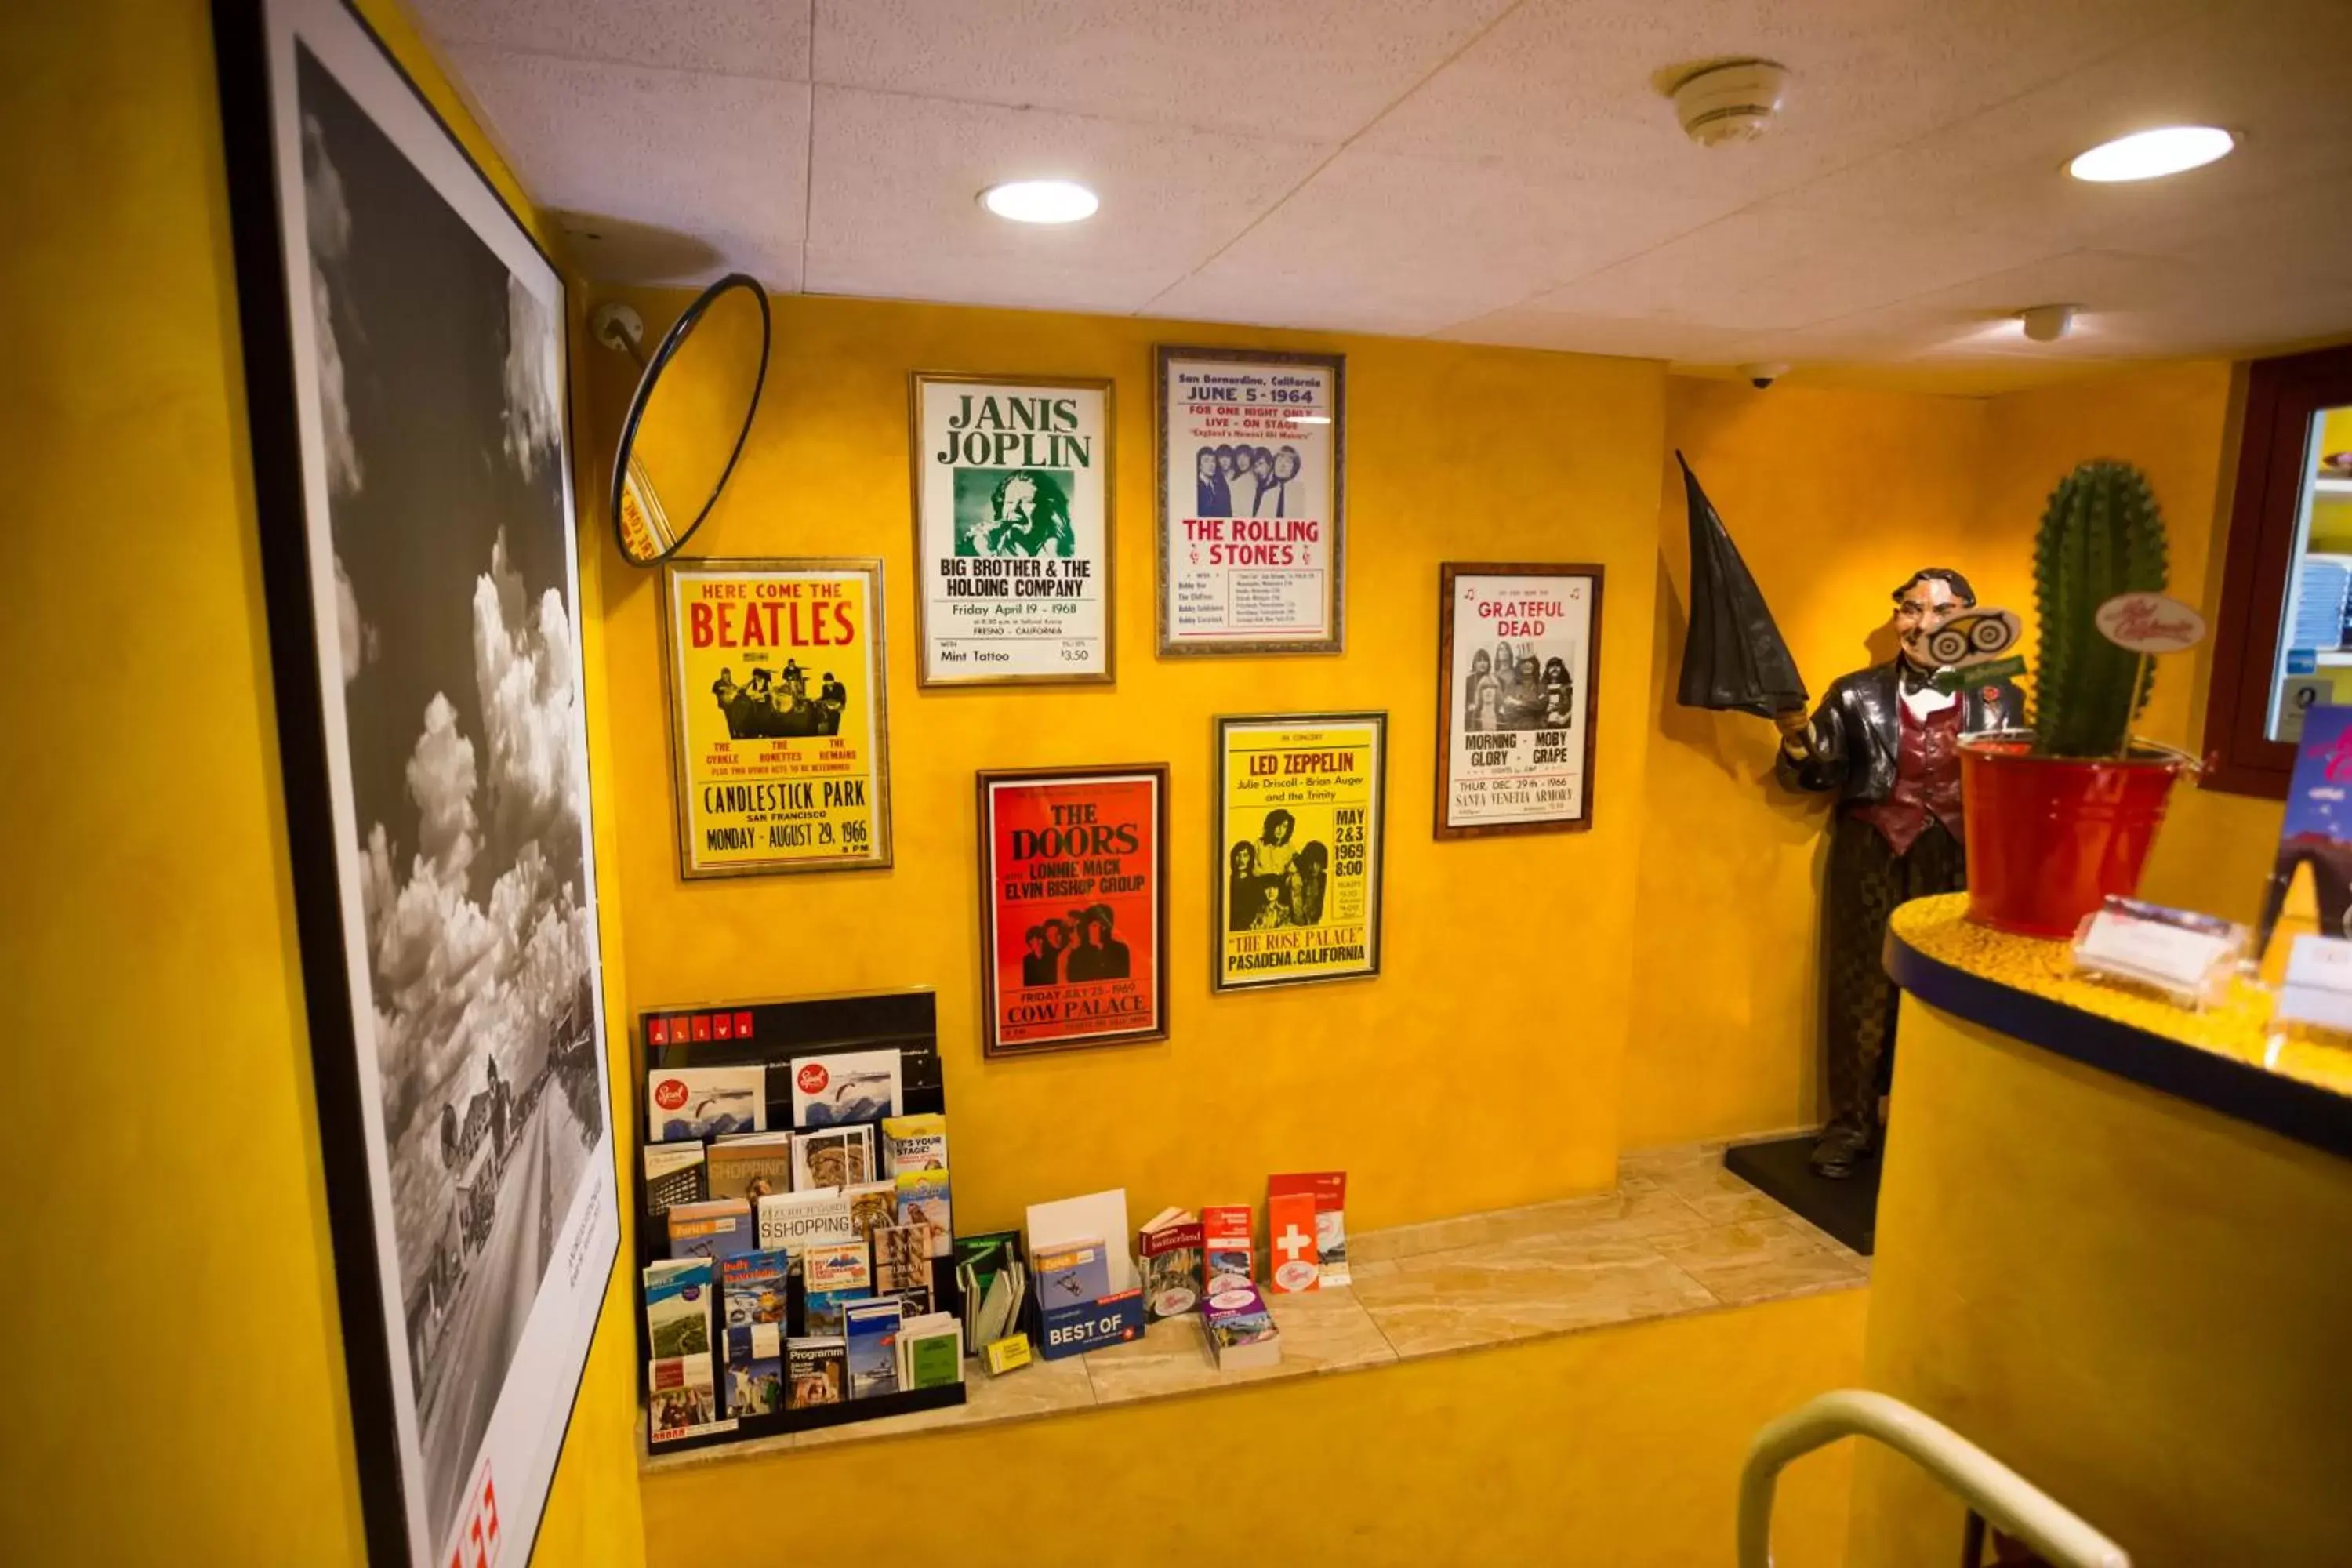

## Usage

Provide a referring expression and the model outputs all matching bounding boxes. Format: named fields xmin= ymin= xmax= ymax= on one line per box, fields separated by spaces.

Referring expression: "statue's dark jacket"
xmin=1778 ymin=660 xmax=2026 ymax=805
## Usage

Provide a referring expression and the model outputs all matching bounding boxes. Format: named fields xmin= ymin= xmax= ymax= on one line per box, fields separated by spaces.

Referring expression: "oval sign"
xmin=2096 ymin=592 xmax=2206 ymax=655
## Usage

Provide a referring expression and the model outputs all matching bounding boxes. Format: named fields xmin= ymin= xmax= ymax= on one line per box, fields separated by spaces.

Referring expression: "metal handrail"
xmin=1737 ymin=1389 xmax=2131 ymax=1568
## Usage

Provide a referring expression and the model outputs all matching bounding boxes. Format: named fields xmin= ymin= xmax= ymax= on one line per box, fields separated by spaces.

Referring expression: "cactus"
xmin=2031 ymin=459 xmax=2169 ymax=757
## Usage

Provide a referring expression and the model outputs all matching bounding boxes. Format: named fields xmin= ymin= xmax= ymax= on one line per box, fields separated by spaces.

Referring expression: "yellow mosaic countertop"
xmin=1889 ymin=892 xmax=2352 ymax=1106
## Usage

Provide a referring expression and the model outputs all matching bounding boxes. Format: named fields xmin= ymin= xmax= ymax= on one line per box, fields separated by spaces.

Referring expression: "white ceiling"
xmin=415 ymin=0 xmax=2352 ymax=390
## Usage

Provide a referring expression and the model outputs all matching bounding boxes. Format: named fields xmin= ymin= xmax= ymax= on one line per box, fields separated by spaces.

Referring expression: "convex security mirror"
xmin=597 ymin=272 xmax=771 ymax=565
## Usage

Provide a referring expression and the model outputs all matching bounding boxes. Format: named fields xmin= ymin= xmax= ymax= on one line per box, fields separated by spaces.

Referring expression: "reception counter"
xmin=1846 ymin=894 xmax=2352 ymax=1567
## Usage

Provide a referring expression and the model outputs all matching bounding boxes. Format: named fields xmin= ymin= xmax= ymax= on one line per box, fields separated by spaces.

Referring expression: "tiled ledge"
xmin=638 ymin=1139 xmax=1867 ymax=1473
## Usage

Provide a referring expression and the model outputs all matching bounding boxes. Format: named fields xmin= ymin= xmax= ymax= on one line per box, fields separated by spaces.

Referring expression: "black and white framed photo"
xmin=1156 ymin=346 xmax=1346 ymax=655
xmin=1436 ymin=563 xmax=1603 ymax=837
xmin=215 ymin=3 xmax=619 ymax=1564
xmin=909 ymin=372 xmax=1115 ymax=686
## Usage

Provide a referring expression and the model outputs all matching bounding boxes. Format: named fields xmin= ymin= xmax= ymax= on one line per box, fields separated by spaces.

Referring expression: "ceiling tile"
xmin=1359 ymin=0 xmax=2200 ymax=192
xmin=422 ymin=0 xmax=2352 ymax=381
xmin=810 ymin=0 xmax=1516 ymax=140
xmin=413 ymin=0 xmax=811 ymax=79
xmin=445 ymin=49 xmax=810 ymax=289
xmin=1145 ymin=145 xmax=1734 ymax=336
xmin=803 ymin=84 xmax=1331 ymax=311
xmin=1434 ymin=308 xmax=1757 ymax=362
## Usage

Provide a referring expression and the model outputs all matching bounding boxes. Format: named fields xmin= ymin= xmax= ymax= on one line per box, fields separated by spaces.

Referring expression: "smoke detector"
xmin=1669 ymin=59 xmax=1791 ymax=146
xmin=2017 ymin=304 xmax=2079 ymax=343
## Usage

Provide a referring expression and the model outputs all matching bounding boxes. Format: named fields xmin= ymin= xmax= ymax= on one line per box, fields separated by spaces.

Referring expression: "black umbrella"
xmin=1674 ymin=451 xmax=1808 ymax=718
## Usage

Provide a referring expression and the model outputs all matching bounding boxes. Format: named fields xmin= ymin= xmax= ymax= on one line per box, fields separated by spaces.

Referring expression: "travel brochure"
xmin=637 ymin=1014 xmax=1350 ymax=1446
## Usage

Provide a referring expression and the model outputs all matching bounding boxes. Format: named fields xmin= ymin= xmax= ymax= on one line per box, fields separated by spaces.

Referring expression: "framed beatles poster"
xmin=212 ymin=1 xmax=619 ymax=1563
xmin=910 ymin=372 xmax=1116 ymax=686
xmin=660 ymin=557 xmax=894 ymax=877
xmin=1156 ymin=346 xmax=1346 ymax=655
xmin=1214 ymin=713 xmax=1388 ymax=991
xmin=975 ymin=764 xmax=1170 ymax=1057
xmin=1436 ymin=563 xmax=1604 ymax=838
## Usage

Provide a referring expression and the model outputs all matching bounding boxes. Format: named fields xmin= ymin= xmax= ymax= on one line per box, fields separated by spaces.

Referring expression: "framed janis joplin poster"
xmin=659 ymin=557 xmax=894 ymax=878
xmin=975 ymin=764 xmax=1170 ymax=1057
xmin=909 ymin=372 xmax=1116 ymax=688
xmin=1214 ymin=712 xmax=1388 ymax=992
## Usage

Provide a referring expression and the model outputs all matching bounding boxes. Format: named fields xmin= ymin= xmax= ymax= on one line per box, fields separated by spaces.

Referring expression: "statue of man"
xmin=1775 ymin=568 xmax=2024 ymax=1178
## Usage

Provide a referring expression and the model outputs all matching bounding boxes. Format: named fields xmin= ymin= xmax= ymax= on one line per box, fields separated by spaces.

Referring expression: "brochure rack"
xmin=635 ymin=987 xmax=967 ymax=1455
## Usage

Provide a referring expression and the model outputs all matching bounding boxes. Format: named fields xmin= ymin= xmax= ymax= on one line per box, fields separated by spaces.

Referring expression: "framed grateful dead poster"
xmin=1436 ymin=563 xmax=1603 ymax=838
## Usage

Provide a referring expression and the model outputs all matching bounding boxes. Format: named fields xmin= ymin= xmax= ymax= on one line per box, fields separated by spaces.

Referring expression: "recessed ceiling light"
xmin=2067 ymin=126 xmax=2235 ymax=183
xmin=979 ymin=179 xmax=1098 ymax=224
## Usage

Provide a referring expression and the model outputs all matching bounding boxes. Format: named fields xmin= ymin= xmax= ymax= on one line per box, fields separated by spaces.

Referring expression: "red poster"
xmin=978 ymin=766 xmax=1169 ymax=1055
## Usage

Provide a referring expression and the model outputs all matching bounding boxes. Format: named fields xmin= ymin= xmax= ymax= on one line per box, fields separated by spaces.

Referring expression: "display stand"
xmin=1722 ymin=1137 xmax=1878 ymax=1255
xmin=635 ymin=988 xmax=967 ymax=1454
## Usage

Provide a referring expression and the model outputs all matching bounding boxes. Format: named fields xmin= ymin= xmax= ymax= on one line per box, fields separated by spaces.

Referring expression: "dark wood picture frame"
xmin=212 ymin=1 xmax=618 ymax=1563
xmin=1154 ymin=345 xmax=1348 ymax=657
xmin=658 ymin=556 xmax=895 ymax=879
xmin=907 ymin=372 xmax=1118 ymax=688
xmin=1433 ymin=562 xmax=1605 ymax=839
xmin=975 ymin=764 xmax=1171 ymax=1057
xmin=1212 ymin=711 xmax=1389 ymax=993
xmin=2203 ymin=346 xmax=2352 ymax=799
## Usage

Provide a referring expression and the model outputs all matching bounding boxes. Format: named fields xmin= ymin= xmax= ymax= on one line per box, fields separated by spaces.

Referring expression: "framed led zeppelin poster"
xmin=976 ymin=764 xmax=1170 ymax=1056
xmin=1156 ymin=346 xmax=1345 ymax=655
xmin=909 ymin=372 xmax=1116 ymax=687
xmin=214 ymin=1 xmax=618 ymax=1562
xmin=1436 ymin=562 xmax=1603 ymax=838
xmin=1214 ymin=712 xmax=1387 ymax=991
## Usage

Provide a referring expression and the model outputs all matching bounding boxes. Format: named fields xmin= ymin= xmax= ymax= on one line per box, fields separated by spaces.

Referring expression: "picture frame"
xmin=1155 ymin=345 xmax=1347 ymax=655
xmin=909 ymin=372 xmax=1116 ymax=687
xmin=1212 ymin=712 xmax=1388 ymax=991
xmin=659 ymin=557 xmax=894 ymax=879
xmin=212 ymin=1 xmax=619 ymax=1563
xmin=1435 ymin=563 xmax=1604 ymax=838
xmin=975 ymin=764 xmax=1171 ymax=1056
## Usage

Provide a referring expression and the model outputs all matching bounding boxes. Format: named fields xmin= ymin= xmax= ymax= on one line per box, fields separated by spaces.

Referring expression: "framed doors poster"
xmin=1214 ymin=713 xmax=1388 ymax=991
xmin=1436 ymin=563 xmax=1603 ymax=837
xmin=213 ymin=1 xmax=619 ymax=1563
xmin=1156 ymin=346 xmax=1345 ymax=655
xmin=660 ymin=558 xmax=893 ymax=877
xmin=909 ymin=373 xmax=1115 ymax=686
xmin=975 ymin=764 xmax=1170 ymax=1056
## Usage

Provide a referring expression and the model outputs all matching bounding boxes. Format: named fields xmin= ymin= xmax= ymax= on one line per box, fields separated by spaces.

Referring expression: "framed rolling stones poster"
xmin=1155 ymin=345 xmax=1345 ymax=655
xmin=975 ymin=764 xmax=1169 ymax=1057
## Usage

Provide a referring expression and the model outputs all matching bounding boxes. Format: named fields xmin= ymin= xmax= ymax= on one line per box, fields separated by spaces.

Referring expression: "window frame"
xmin=2203 ymin=345 xmax=2352 ymax=799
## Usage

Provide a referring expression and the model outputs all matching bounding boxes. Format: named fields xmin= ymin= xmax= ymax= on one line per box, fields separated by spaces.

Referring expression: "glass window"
xmin=2204 ymin=347 xmax=2352 ymax=798
xmin=2265 ymin=406 xmax=2352 ymax=742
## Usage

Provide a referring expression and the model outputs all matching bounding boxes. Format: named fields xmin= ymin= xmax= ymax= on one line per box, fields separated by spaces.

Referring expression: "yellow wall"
xmin=0 ymin=2 xmax=644 ymax=1561
xmin=1971 ymin=362 xmax=2283 ymax=925
xmin=1847 ymin=1002 xmax=2352 ymax=1567
xmin=1623 ymin=383 xmax=1998 ymax=1145
xmin=643 ymin=1290 xmax=1867 ymax=1568
xmin=1624 ymin=361 xmax=2283 ymax=1148
xmin=586 ymin=291 xmax=1669 ymax=1236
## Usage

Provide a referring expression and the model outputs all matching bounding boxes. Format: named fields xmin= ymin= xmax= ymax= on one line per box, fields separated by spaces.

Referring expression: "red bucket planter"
xmin=1958 ymin=736 xmax=2189 ymax=939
